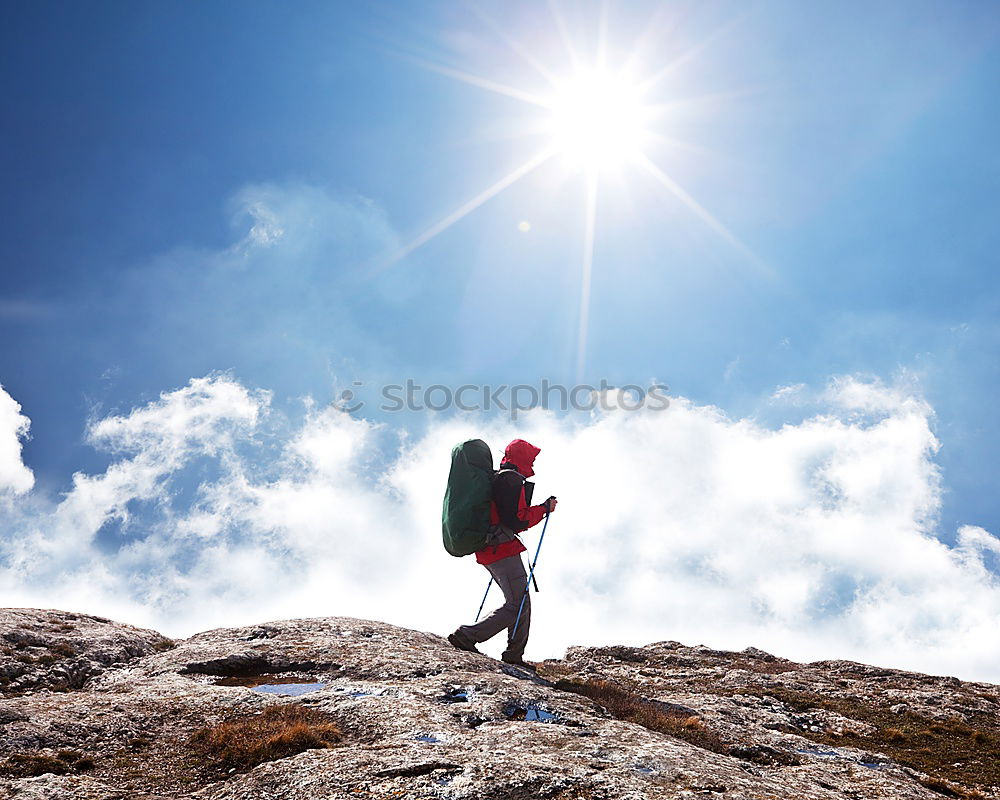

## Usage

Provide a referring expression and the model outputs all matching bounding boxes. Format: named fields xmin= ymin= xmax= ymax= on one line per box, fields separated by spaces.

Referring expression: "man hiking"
xmin=448 ymin=438 xmax=557 ymax=670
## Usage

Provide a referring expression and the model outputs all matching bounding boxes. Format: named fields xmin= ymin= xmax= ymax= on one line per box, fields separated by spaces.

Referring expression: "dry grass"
xmin=885 ymin=727 xmax=909 ymax=744
xmin=0 ymin=749 xmax=94 ymax=778
xmin=190 ymin=704 xmax=343 ymax=774
xmin=536 ymin=660 xmax=574 ymax=680
xmin=547 ymin=664 xmax=999 ymax=796
xmin=919 ymin=776 xmax=990 ymax=799
xmin=747 ymin=686 xmax=1000 ymax=797
xmin=549 ymin=677 xmax=728 ymax=754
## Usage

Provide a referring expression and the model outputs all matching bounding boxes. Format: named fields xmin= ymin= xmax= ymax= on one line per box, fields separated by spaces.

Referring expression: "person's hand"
xmin=544 ymin=496 xmax=558 ymax=513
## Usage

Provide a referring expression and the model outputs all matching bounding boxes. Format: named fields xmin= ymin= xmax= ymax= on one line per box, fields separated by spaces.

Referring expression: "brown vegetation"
xmin=190 ymin=704 xmax=343 ymax=774
xmin=0 ymin=749 xmax=95 ymax=778
xmin=546 ymin=675 xmax=728 ymax=754
xmin=918 ymin=776 xmax=989 ymax=799
xmin=746 ymin=686 xmax=1000 ymax=798
xmin=884 ymin=727 xmax=908 ymax=744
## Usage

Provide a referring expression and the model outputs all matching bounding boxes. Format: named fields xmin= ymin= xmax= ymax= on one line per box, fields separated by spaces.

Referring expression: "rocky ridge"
xmin=1 ymin=608 xmax=998 ymax=799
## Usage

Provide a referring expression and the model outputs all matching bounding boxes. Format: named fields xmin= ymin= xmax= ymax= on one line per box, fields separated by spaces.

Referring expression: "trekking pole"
xmin=510 ymin=510 xmax=550 ymax=643
xmin=474 ymin=578 xmax=493 ymax=623
xmin=475 ymin=536 xmax=539 ymax=622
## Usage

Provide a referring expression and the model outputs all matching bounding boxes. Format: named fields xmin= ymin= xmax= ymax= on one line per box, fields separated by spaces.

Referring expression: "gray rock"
xmin=1 ymin=609 xmax=172 ymax=695
xmin=0 ymin=610 xmax=997 ymax=800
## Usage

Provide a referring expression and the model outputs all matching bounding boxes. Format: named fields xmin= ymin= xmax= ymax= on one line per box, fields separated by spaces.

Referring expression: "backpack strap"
xmin=493 ymin=467 xmax=537 ymax=504
xmin=492 ymin=466 xmax=524 ymax=482
xmin=488 ymin=467 xmax=526 ymax=552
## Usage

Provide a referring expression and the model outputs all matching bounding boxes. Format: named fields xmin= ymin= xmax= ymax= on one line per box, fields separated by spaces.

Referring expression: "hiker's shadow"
xmin=500 ymin=664 xmax=554 ymax=687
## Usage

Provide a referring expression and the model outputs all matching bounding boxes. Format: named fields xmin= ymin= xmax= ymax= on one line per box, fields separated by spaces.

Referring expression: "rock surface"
xmin=0 ymin=609 xmax=997 ymax=799
xmin=1 ymin=609 xmax=172 ymax=695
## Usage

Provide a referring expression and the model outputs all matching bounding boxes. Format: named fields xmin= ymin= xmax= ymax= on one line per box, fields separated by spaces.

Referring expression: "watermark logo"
xmin=337 ymin=379 xmax=669 ymax=419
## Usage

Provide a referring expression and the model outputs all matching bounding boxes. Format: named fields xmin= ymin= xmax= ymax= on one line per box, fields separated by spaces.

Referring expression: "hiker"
xmin=448 ymin=438 xmax=556 ymax=669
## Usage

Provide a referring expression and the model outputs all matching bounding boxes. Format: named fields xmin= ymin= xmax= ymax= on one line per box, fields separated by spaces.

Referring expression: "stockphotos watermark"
xmin=336 ymin=379 xmax=670 ymax=419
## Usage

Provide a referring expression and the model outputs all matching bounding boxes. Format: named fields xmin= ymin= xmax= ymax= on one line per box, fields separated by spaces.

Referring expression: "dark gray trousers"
xmin=458 ymin=555 xmax=530 ymax=660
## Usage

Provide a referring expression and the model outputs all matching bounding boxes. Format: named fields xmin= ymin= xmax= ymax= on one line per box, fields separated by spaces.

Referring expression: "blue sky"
xmin=2 ymin=1 xmax=1000 ymax=675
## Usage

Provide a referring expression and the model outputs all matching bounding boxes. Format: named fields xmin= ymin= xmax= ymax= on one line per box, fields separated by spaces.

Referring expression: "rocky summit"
xmin=1 ymin=609 xmax=998 ymax=800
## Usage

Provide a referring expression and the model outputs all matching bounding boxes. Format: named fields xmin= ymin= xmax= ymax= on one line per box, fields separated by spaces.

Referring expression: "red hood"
xmin=501 ymin=439 xmax=540 ymax=478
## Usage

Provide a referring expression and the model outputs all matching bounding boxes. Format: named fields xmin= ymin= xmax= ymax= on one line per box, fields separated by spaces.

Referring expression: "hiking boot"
xmin=501 ymin=654 xmax=537 ymax=672
xmin=448 ymin=631 xmax=481 ymax=654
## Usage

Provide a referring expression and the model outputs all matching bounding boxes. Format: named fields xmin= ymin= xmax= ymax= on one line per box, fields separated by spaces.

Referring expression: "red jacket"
xmin=476 ymin=439 xmax=548 ymax=565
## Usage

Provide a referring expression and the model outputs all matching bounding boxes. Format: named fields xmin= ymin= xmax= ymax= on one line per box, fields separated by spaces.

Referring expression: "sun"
xmin=387 ymin=7 xmax=768 ymax=380
xmin=544 ymin=67 xmax=651 ymax=171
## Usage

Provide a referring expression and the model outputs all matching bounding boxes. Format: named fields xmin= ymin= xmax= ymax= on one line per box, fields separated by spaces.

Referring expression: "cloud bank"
xmin=1 ymin=374 xmax=999 ymax=682
xmin=0 ymin=385 xmax=34 ymax=496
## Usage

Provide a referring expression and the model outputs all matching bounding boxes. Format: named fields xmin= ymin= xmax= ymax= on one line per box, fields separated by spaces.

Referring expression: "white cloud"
xmin=2 ymin=373 xmax=1000 ymax=682
xmin=58 ymin=375 xmax=267 ymax=542
xmin=770 ymin=382 xmax=806 ymax=401
xmin=0 ymin=385 xmax=34 ymax=496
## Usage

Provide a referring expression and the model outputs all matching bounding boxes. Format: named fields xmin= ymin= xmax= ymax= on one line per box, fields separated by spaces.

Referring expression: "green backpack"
xmin=442 ymin=439 xmax=495 ymax=557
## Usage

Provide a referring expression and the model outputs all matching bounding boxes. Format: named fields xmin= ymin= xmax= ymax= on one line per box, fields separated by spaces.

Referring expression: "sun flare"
xmin=544 ymin=68 xmax=651 ymax=171
xmin=394 ymin=7 xmax=767 ymax=379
